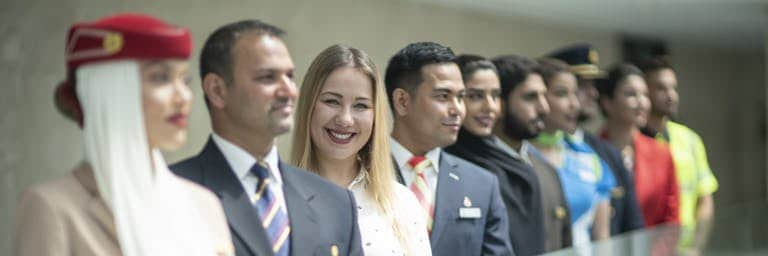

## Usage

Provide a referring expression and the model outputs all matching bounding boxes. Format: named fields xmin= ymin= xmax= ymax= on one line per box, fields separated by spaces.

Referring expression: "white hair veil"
xmin=76 ymin=60 xmax=217 ymax=255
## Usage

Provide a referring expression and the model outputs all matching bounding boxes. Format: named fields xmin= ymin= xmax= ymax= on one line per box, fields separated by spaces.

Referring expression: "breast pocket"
xmin=442 ymin=210 xmax=485 ymax=253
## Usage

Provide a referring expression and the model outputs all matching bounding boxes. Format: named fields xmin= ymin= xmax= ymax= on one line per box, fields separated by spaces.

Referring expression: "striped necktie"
xmin=251 ymin=161 xmax=290 ymax=256
xmin=407 ymin=156 xmax=434 ymax=233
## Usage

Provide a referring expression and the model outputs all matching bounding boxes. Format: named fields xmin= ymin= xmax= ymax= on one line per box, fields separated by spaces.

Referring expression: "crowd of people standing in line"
xmin=13 ymin=13 xmax=719 ymax=256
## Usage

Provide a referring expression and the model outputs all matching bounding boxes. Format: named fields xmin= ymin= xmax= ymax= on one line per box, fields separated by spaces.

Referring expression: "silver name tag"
xmin=459 ymin=207 xmax=482 ymax=219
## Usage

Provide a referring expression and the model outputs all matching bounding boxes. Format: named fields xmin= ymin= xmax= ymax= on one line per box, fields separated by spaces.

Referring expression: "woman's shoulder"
xmin=19 ymin=163 xmax=94 ymax=212
xmin=175 ymin=177 xmax=224 ymax=212
xmin=174 ymin=175 xmax=234 ymax=254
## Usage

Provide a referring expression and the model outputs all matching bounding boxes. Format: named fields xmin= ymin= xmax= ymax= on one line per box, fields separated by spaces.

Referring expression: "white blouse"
xmin=347 ymin=170 xmax=432 ymax=256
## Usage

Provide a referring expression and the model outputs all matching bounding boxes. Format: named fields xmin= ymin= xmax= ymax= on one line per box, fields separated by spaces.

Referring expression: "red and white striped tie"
xmin=407 ymin=156 xmax=434 ymax=233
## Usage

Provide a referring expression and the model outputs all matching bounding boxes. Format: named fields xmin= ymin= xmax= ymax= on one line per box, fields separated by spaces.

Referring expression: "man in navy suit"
xmin=171 ymin=20 xmax=362 ymax=256
xmin=384 ymin=42 xmax=513 ymax=256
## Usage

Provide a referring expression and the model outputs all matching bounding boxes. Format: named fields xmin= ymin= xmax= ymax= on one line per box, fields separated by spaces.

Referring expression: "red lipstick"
xmin=167 ymin=113 xmax=188 ymax=128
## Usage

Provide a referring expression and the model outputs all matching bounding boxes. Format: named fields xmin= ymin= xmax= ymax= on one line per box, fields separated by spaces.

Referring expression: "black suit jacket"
xmin=171 ymin=138 xmax=363 ymax=256
xmin=394 ymin=150 xmax=513 ymax=256
xmin=582 ymin=132 xmax=645 ymax=234
xmin=445 ymin=131 xmax=546 ymax=256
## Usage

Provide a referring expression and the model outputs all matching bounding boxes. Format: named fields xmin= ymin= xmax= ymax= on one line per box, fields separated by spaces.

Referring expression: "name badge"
xmin=459 ymin=207 xmax=482 ymax=219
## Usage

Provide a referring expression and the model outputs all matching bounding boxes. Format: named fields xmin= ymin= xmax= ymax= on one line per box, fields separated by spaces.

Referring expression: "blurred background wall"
xmin=0 ymin=0 xmax=765 ymax=254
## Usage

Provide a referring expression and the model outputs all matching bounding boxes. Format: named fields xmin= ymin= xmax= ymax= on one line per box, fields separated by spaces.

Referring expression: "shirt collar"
xmin=347 ymin=166 xmax=368 ymax=190
xmin=493 ymin=136 xmax=532 ymax=165
xmin=390 ymin=137 xmax=441 ymax=173
xmin=570 ymin=129 xmax=585 ymax=143
xmin=211 ymin=133 xmax=283 ymax=185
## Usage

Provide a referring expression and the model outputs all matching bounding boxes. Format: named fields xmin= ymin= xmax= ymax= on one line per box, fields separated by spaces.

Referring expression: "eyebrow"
xmin=251 ymin=66 xmax=294 ymax=73
xmin=433 ymin=88 xmax=457 ymax=94
xmin=320 ymin=91 xmax=371 ymax=101
xmin=144 ymin=61 xmax=170 ymax=69
xmin=144 ymin=61 xmax=189 ymax=74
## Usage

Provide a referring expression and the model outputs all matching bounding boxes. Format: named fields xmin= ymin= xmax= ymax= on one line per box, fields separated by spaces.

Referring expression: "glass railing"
xmin=543 ymin=202 xmax=768 ymax=255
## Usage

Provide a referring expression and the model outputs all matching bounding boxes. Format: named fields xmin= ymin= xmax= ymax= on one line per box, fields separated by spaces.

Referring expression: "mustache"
xmin=530 ymin=114 xmax=546 ymax=124
xmin=443 ymin=115 xmax=462 ymax=124
xmin=270 ymin=97 xmax=294 ymax=109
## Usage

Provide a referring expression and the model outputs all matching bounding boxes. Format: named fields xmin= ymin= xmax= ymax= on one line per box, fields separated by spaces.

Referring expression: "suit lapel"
xmin=392 ymin=156 xmax=405 ymax=185
xmin=279 ymin=162 xmax=319 ymax=256
xmin=430 ymin=152 xmax=463 ymax=246
xmin=199 ymin=139 xmax=273 ymax=256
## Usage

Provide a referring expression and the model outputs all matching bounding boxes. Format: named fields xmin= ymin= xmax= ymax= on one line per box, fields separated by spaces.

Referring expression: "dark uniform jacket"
xmin=171 ymin=138 xmax=364 ymax=256
xmin=445 ymin=129 xmax=546 ymax=256
xmin=581 ymin=131 xmax=645 ymax=234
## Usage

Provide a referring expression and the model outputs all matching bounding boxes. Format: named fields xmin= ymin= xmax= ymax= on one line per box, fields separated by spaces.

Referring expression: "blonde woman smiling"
xmin=292 ymin=45 xmax=431 ymax=256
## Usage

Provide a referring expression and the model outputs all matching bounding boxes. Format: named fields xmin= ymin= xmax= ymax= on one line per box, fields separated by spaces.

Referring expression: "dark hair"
xmin=455 ymin=54 xmax=497 ymax=81
xmin=537 ymin=57 xmax=572 ymax=87
xmin=491 ymin=55 xmax=541 ymax=100
xmin=384 ymin=42 xmax=456 ymax=110
xmin=596 ymin=63 xmax=644 ymax=100
xmin=199 ymin=19 xmax=285 ymax=108
xmin=638 ymin=56 xmax=674 ymax=74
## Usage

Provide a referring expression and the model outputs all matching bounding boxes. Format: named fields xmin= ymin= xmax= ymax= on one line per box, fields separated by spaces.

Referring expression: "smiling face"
xmin=543 ymin=72 xmax=581 ymax=134
xmin=462 ymin=69 xmax=501 ymax=137
xmin=395 ymin=63 xmax=466 ymax=151
xmin=141 ymin=59 xmax=193 ymax=151
xmin=209 ymin=34 xmax=298 ymax=142
xmin=602 ymin=74 xmax=651 ymax=127
xmin=309 ymin=66 xmax=374 ymax=162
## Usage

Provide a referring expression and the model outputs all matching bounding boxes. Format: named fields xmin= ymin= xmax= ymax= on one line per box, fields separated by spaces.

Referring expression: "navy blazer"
xmin=171 ymin=138 xmax=363 ymax=256
xmin=394 ymin=151 xmax=514 ymax=256
xmin=582 ymin=132 xmax=645 ymax=234
xmin=446 ymin=130 xmax=547 ymax=256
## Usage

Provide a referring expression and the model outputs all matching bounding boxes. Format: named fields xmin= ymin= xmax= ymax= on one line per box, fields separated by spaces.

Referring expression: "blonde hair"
xmin=291 ymin=44 xmax=414 ymax=254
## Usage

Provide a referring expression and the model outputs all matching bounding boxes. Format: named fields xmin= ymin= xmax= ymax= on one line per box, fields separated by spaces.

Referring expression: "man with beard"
xmin=491 ymin=55 xmax=573 ymax=252
xmin=385 ymin=42 xmax=513 ymax=256
xmin=548 ymin=44 xmax=645 ymax=236
xmin=445 ymin=54 xmax=546 ymax=255
xmin=640 ymin=58 xmax=718 ymax=253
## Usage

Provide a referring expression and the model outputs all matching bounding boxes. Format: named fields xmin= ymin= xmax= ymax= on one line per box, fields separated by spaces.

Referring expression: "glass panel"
xmin=543 ymin=203 xmax=768 ymax=255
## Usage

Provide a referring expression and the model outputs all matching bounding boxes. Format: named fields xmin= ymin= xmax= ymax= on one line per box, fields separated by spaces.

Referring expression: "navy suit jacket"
xmin=582 ymin=132 xmax=645 ymax=234
xmin=171 ymin=138 xmax=363 ymax=256
xmin=445 ymin=130 xmax=547 ymax=256
xmin=394 ymin=151 xmax=514 ymax=256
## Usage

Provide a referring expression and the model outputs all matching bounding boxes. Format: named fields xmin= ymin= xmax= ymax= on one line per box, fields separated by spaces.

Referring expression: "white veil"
xmin=76 ymin=60 xmax=217 ymax=256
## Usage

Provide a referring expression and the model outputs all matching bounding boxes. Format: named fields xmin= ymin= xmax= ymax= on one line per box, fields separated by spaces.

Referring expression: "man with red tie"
xmin=384 ymin=42 xmax=513 ymax=256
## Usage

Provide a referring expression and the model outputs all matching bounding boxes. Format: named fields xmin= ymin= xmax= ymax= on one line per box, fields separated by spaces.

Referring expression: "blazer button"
xmin=611 ymin=187 xmax=625 ymax=198
xmin=555 ymin=206 xmax=567 ymax=219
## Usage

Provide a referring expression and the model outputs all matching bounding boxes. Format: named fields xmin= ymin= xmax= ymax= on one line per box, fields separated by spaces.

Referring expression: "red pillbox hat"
xmin=55 ymin=13 xmax=192 ymax=126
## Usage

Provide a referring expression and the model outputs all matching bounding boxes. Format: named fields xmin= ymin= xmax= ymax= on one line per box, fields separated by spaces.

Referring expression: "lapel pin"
xmin=331 ymin=245 xmax=338 ymax=256
xmin=459 ymin=196 xmax=481 ymax=219
xmin=449 ymin=172 xmax=460 ymax=181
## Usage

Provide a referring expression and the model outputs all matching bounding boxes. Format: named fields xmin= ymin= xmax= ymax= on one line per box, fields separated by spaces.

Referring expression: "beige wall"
xmin=0 ymin=0 xmax=764 ymax=254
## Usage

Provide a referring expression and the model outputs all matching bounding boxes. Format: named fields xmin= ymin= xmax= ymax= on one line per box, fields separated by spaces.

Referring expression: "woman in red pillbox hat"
xmin=13 ymin=13 xmax=233 ymax=256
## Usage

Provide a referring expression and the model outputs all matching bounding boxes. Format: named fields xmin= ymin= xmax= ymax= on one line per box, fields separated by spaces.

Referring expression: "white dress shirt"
xmin=390 ymin=138 xmax=441 ymax=193
xmin=211 ymin=133 xmax=287 ymax=213
xmin=347 ymin=169 xmax=432 ymax=256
